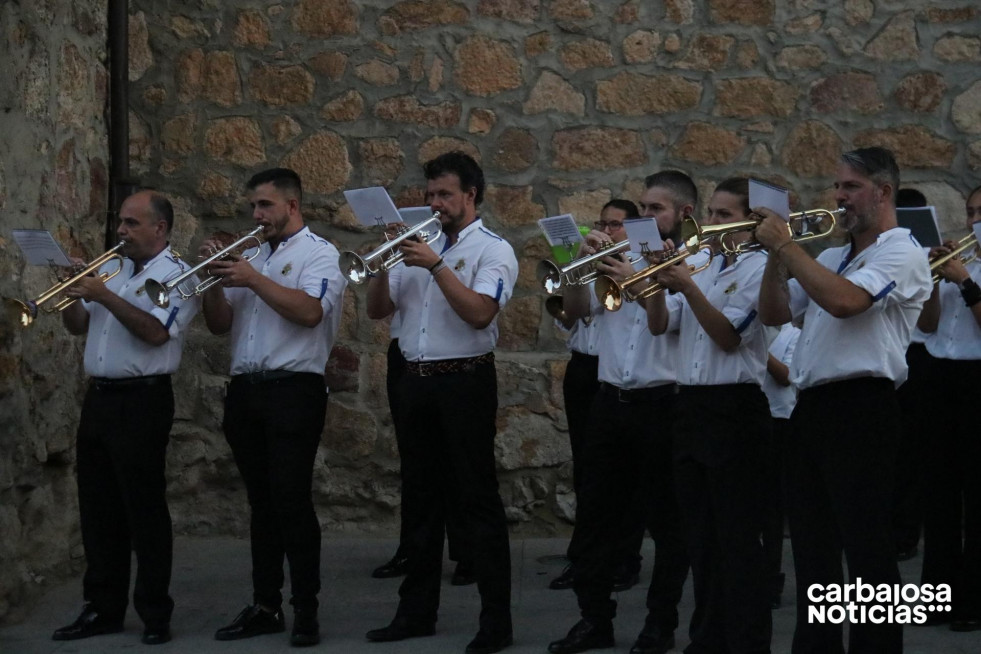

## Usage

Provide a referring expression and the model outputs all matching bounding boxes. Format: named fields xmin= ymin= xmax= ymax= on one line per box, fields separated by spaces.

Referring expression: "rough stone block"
xmin=714 ymin=78 xmax=797 ymax=118
xmin=454 ymin=35 xmax=522 ymax=96
xmin=597 ymin=72 xmax=701 ymax=115
xmin=523 ymin=71 xmax=585 ymax=116
xmin=292 ymin=0 xmax=358 ymax=37
xmin=553 ymin=127 xmax=647 ymax=171
xmin=379 ymin=0 xmax=469 ymax=34
xmin=559 ymin=38 xmax=614 ymax=72
xmin=282 ymin=132 xmax=352 ymax=194
xmin=671 ymin=122 xmax=745 ymax=165
xmin=249 ymin=64 xmax=315 ymax=106
xmin=204 ymin=117 xmax=265 ymax=167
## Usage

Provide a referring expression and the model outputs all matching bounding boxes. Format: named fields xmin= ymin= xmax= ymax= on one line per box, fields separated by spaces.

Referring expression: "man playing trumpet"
xmin=364 ymin=151 xmax=517 ymax=654
xmin=52 ymin=190 xmax=198 ymax=646
xmin=201 ymin=168 xmax=346 ymax=647
xmin=756 ymin=147 xmax=932 ymax=653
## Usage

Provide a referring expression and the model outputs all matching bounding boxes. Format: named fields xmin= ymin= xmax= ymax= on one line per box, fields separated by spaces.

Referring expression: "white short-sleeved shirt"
xmin=762 ymin=323 xmax=800 ymax=419
xmin=789 ymin=227 xmax=932 ymax=389
xmin=82 ymin=246 xmax=199 ymax=378
xmin=566 ymin=316 xmax=600 ymax=356
xmin=665 ymin=251 xmax=768 ymax=386
xmin=924 ymin=259 xmax=981 ymax=360
xmin=585 ymin=261 xmax=676 ymax=389
xmin=390 ymin=218 xmax=518 ymax=361
xmin=224 ymin=226 xmax=346 ymax=377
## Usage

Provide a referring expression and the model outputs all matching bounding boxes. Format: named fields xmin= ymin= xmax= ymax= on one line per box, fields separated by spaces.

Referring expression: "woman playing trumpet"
xmin=646 ymin=177 xmax=773 ymax=654
xmin=916 ymin=184 xmax=981 ymax=632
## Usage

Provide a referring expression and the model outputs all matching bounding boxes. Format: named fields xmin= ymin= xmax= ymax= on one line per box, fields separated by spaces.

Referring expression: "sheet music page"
xmin=343 ymin=187 xmax=403 ymax=227
xmin=896 ymin=207 xmax=942 ymax=248
xmin=397 ymin=207 xmax=434 ymax=227
xmin=539 ymin=214 xmax=583 ymax=263
xmin=623 ymin=217 xmax=663 ymax=255
xmin=749 ymin=179 xmax=790 ymax=221
xmin=11 ymin=230 xmax=73 ymax=266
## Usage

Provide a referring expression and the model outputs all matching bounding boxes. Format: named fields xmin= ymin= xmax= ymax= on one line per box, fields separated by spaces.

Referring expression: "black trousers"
xmin=573 ymin=384 xmax=689 ymax=633
xmin=223 ymin=372 xmax=327 ymax=613
xmin=893 ymin=342 xmax=935 ymax=553
xmin=788 ymin=377 xmax=902 ymax=654
xmin=394 ymin=359 xmax=511 ymax=633
xmin=920 ymin=357 xmax=981 ymax=620
xmin=674 ymin=384 xmax=772 ymax=654
xmin=76 ymin=378 xmax=175 ymax=628
xmin=388 ymin=339 xmax=469 ymax=564
xmin=561 ymin=350 xmax=600 ymax=562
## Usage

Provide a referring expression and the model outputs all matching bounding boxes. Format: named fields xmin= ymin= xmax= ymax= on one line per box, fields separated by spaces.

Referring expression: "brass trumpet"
xmin=4 ymin=242 xmax=125 ymax=327
xmin=594 ymin=217 xmax=712 ymax=311
xmin=144 ymin=226 xmax=264 ymax=309
xmin=537 ymin=240 xmax=638 ymax=295
xmin=339 ymin=212 xmax=442 ymax=285
xmin=711 ymin=207 xmax=844 ymax=255
xmin=930 ymin=233 xmax=979 ymax=284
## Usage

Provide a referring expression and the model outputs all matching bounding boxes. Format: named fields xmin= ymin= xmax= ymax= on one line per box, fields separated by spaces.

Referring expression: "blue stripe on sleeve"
xmin=872 ymin=281 xmax=896 ymax=302
xmin=320 ymin=278 xmax=329 ymax=299
xmin=494 ymin=278 xmax=504 ymax=302
xmin=164 ymin=307 xmax=179 ymax=330
xmin=734 ymin=309 xmax=757 ymax=335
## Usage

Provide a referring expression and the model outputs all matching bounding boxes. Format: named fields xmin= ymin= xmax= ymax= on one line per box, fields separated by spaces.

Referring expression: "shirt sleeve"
xmin=300 ymin=243 xmax=346 ymax=318
xmin=387 ymin=261 xmax=404 ymax=307
xmin=665 ymin=292 xmax=684 ymax=333
xmin=472 ymin=239 xmax=518 ymax=309
xmin=145 ymin=259 xmax=200 ymax=338
xmin=846 ymin=236 xmax=932 ymax=313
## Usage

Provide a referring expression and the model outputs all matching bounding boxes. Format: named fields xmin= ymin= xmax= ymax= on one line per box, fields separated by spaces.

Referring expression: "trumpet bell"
xmin=3 ymin=297 xmax=37 ymax=328
xmin=537 ymin=260 xmax=563 ymax=295
xmin=143 ymin=279 xmax=170 ymax=310
xmin=340 ymin=251 xmax=370 ymax=285
xmin=593 ymin=275 xmax=623 ymax=312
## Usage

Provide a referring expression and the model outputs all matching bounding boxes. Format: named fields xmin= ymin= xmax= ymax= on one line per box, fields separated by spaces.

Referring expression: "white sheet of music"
xmin=344 ymin=187 xmax=403 ymax=227
xmin=749 ymin=179 xmax=790 ymax=221
xmin=623 ymin=217 xmax=663 ymax=254
xmin=11 ymin=230 xmax=73 ymax=266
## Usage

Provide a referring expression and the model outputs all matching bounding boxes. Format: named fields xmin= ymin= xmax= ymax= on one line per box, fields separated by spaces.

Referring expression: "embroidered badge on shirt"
xmin=454 ymin=259 xmax=466 ymax=272
xmin=281 ymin=262 xmax=293 ymax=276
xmin=724 ymin=282 xmax=738 ymax=295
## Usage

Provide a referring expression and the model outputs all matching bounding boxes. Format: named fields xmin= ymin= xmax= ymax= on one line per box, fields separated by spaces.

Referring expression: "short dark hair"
xmin=644 ymin=170 xmax=698 ymax=210
xmin=840 ymin=147 xmax=900 ymax=202
xmin=246 ymin=167 xmax=303 ymax=202
xmin=602 ymin=199 xmax=639 ymax=218
xmin=713 ymin=177 xmax=750 ymax=214
xmin=896 ymin=188 xmax=927 ymax=208
xmin=423 ymin=151 xmax=485 ymax=206
xmin=144 ymin=190 xmax=174 ymax=232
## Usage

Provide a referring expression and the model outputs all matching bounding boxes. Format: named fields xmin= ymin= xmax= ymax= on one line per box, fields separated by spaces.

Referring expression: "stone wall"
xmin=0 ymin=0 xmax=111 ymax=620
xmin=3 ymin=0 xmax=981 ymax=622
xmin=124 ymin=0 xmax=981 ymax=550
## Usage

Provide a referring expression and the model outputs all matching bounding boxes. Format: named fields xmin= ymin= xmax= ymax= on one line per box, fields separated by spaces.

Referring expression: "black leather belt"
xmin=232 ymin=369 xmax=301 ymax=384
xmin=598 ymin=381 xmax=675 ymax=404
xmin=91 ymin=374 xmax=170 ymax=391
xmin=404 ymin=352 xmax=494 ymax=377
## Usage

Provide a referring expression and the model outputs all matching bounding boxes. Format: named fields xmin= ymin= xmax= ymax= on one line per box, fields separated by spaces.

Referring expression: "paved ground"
xmin=1 ymin=536 xmax=977 ymax=653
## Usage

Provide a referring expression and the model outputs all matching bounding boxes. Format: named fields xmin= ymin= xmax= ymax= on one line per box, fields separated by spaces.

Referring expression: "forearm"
xmin=250 ymin=276 xmax=323 ymax=328
xmin=646 ymin=291 xmax=669 ymax=335
xmin=432 ymin=268 xmax=498 ymax=329
xmin=780 ymin=242 xmax=871 ymax=318
xmin=766 ymin=353 xmax=791 ymax=386
xmin=759 ymin=256 xmax=792 ymax=326
xmin=99 ymin=294 xmax=169 ymax=346
xmin=683 ymin=285 xmax=741 ymax=352
xmin=201 ymin=286 xmax=233 ymax=334
xmin=366 ymin=272 xmax=395 ymax=319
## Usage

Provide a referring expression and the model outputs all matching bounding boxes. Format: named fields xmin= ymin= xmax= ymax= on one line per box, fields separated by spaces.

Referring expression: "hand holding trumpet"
xmin=929 ymin=241 xmax=971 ymax=285
xmin=749 ymin=207 xmax=793 ymax=253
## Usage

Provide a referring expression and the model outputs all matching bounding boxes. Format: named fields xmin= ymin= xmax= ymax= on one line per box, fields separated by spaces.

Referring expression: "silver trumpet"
xmin=537 ymin=239 xmax=636 ymax=295
xmin=339 ymin=212 xmax=442 ymax=285
xmin=144 ymin=226 xmax=264 ymax=309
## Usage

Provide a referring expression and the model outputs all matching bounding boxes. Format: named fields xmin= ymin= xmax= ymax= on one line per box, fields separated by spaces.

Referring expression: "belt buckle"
xmin=617 ymin=386 xmax=630 ymax=403
xmin=417 ymin=362 xmax=432 ymax=377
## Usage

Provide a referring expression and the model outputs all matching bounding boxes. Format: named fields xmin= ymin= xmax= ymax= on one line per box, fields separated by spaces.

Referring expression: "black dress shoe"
xmin=142 ymin=624 xmax=171 ymax=645
xmin=550 ymin=563 xmax=576 ymax=590
xmin=372 ymin=552 xmax=410 ymax=578
xmin=52 ymin=603 xmax=124 ymax=641
xmin=451 ymin=560 xmax=477 ymax=586
xmin=548 ymin=619 xmax=614 ymax=654
xmin=214 ymin=605 xmax=285 ymax=641
xmin=365 ymin=616 xmax=436 ymax=642
xmin=629 ymin=626 xmax=674 ymax=654
xmin=466 ymin=628 xmax=514 ymax=654
xmin=950 ymin=617 xmax=981 ymax=632
xmin=290 ymin=610 xmax=320 ymax=647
